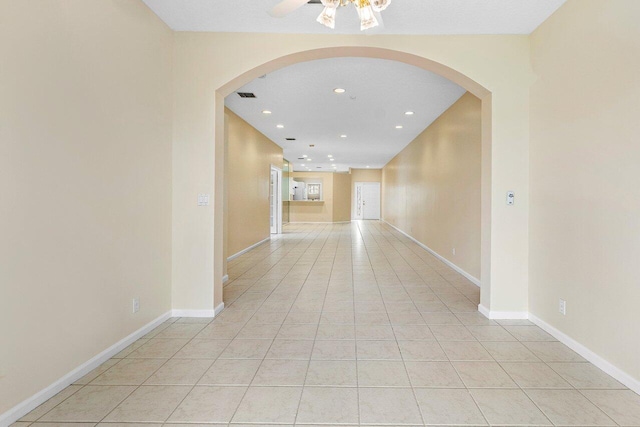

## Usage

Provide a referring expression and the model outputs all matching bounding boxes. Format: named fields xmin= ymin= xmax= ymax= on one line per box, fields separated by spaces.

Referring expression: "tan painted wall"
xmin=290 ymin=172 xmax=334 ymax=222
xmin=225 ymin=109 xmax=283 ymax=257
xmin=333 ymin=173 xmax=352 ymax=222
xmin=382 ymin=93 xmax=481 ymax=279
xmin=172 ymin=33 xmax=533 ymax=314
xmin=0 ymin=0 xmax=173 ymax=415
xmin=350 ymin=169 xmax=382 ymax=219
xmin=529 ymin=0 xmax=640 ymax=382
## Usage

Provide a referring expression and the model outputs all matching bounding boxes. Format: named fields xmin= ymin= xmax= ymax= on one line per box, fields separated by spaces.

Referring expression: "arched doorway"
xmin=213 ymin=46 xmax=493 ymax=316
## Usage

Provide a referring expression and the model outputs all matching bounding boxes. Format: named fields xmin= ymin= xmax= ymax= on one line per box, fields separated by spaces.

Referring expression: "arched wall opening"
xmin=213 ymin=46 xmax=493 ymax=315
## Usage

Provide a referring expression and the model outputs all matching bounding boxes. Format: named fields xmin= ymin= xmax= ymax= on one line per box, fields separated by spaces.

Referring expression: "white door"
xmin=354 ymin=182 xmax=381 ymax=220
xmin=270 ymin=166 xmax=282 ymax=234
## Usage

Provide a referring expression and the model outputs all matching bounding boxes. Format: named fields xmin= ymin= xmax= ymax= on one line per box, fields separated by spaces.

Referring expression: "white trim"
xmin=227 ymin=237 xmax=270 ymax=261
xmin=214 ymin=302 xmax=225 ymax=316
xmin=529 ymin=313 xmax=640 ymax=395
xmin=222 ymin=274 xmax=229 ymax=283
xmin=0 ymin=311 xmax=172 ymax=427
xmin=171 ymin=309 xmax=215 ymax=317
xmin=289 ymin=221 xmax=351 ymax=224
xmin=478 ymin=304 xmax=529 ymax=320
xmin=383 ymin=220 xmax=481 ymax=287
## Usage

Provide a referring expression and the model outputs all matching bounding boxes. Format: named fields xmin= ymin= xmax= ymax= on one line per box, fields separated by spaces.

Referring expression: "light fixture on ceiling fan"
xmin=270 ymin=0 xmax=391 ymax=31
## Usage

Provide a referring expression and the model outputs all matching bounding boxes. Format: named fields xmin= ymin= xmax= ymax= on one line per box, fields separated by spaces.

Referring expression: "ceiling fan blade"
xmin=269 ymin=0 xmax=311 ymax=18
xmin=366 ymin=11 xmax=385 ymax=35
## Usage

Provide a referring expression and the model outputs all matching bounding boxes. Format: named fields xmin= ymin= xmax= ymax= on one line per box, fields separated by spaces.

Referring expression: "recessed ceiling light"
xmin=276 ymin=124 xmax=284 ymax=128
xmin=307 ymin=159 xmax=312 ymax=161
xmin=302 ymin=155 xmax=307 ymax=158
xmin=395 ymin=125 xmax=403 ymax=129
xmin=331 ymin=164 xmax=336 ymax=166
xmin=340 ymin=135 xmax=347 ymax=138
xmin=301 ymin=164 xmax=305 ymax=166
xmin=366 ymin=165 xmax=370 ymax=168
xmin=327 ymin=155 xmax=332 ymax=158
xmin=333 ymin=88 xmax=346 ymax=94
xmin=262 ymin=110 xmax=272 ymax=115
xmin=405 ymin=111 xmax=414 ymax=115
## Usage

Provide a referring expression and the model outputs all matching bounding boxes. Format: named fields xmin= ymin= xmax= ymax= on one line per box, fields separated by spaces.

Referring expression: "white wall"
xmin=0 ymin=0 xmax=174 ymax=415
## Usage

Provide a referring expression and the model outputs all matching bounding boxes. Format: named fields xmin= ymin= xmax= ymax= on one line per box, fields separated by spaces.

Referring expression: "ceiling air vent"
xmin=317 ymin=166 xmax=322 ymax=169
xmin=307 ymin=0 xmax=322 ymax=3
xmin=297 ymin=157 xmax=305 ymax=160
xmin=237 ymin=92 xmax=256 ymax=98
xmin=285 ymin=138 xmax=296 ymax=141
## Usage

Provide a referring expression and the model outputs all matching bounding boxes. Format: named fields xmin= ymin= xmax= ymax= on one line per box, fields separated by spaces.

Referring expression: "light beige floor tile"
xmin=102 ymin=386 xmax=190 ymax=422
xmin=320 ymin=311 xmax=355 ymax=324
xmin=25 ymin=423 xmax=95 ymax=427
xmin=284 ymin=311 xmax=321 ymax=324
xmin=388 ymin=311 xmax=426 ymax=325
xmin=198 ymin=359 xmax=261 ymax=385
xmin=166 ymin=386 xmax=246 ymax=423
xmin=173 ymin=339 xmax=230 ymax=359
xmin=296 ymin=387 xmax=359 ymax=424
xmin=276 ymin=324 xmax=317 ymax=340
xmin=525 ymin=389 xmax=616 ymax=426
xmin=74 ymin=360 xmax=119 ymax=385
xmin=265 ymin=339 xmax=314 ymax=359
xmin=523 ymin=341 xmax=586 ymax=362
xmin=358 ymin=387 xmax=423 ymax=425
xmin=421 ymin=312 xmax=462 ymax=325
xmin=392 ymin=325 xmax=435 ymax=340
xmin=91 ymin=358 xmax=167 ymax=385
xmin=470 ymin=388 xmax=552 ymax=426
xmin=548 ymin=362 xmax=626 ymax=389
xmin=232 ymin=386 xmax=302 ymax=424
xmin=405 ymin=361 xmax=464 ymax=387
xmin=356 ymin=340 xmax=401 ymax=360
xmin=196 ymin=322 xmax=244 ymax=340
xmin=355 ymin=312 xmax=391 ymax=325
xmin=19 ymin=386 xmax=83 ymax=421
xmin=466 ymin=325 xmax=516 ymax=341
xmin=112 ymin=340 xmax=148 ymax=359
xmin=248 ymin=310 xmax=288 ymax=324
xmin=414 ymin=388 xmax=487 ymax=425
xmin=503 ymin=325 xmax=556 ymax=341
xmin=430 ymin=325 xmax=476 ymax=341
xmin=357 ymin=360 xmax=411 ymax=386
xmin=481 ymin=341 xmax=540 ymax=362
xmin=581 ymin=389 xmax=640 ymax=426
xmin=126 ymin=339 xmax=189 ymax=359
xmin=501 ymin=362 xmax=572 ymax=388
xmin=305 ymin=360 xmax=357 ymax=386
xmin=398 ymin=340 xmax=448 ymax=361
xmin=311 ymin=339 xmax=356 ymax=360
xmin=454 ymin=312 xmax=497 ymax=326
xmin=439 ymin=341 xmax=493 ymax=361
xmin=175 ymin=316 xmax=213 ymax=324
xmin=144 ymin=358 xmax=213 ymax=385
xmin=453 ymin=362 xmax=517 ymax=388
xmin=356 ymin=325 xmax=395 ymax=340
xmin=40 ymin=386 xmax=135 ymax=422
xmin=154 ymin=323 xmax=205 ymax=339
xmin=218 ymin=339 xmax=272 ymax=359
xmin=235 ymin=323 xmax=281 ymax=340
xmin=251 ymin=359 xmax=308 ymax=386
xmin=315 ymin=324 xmax=355 ymax=340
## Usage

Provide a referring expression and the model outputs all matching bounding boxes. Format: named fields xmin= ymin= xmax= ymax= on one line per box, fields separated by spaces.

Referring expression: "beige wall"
xmin=225 ymin=108 xmax=283 ymax=258
xmin=0 ymin=0 xmax=173 ymax=416
xmin=383 ymin=93 xmax=481 ymax=279
xmin=172 ymin=33 xmax=534 ymax=315
xmin=351 ymin=168 xmax=382 ymax=219
xmin=333 ymin=173 xmax=352 ymax=222
xmin=529 ymin=0 xmax=640 ymax=382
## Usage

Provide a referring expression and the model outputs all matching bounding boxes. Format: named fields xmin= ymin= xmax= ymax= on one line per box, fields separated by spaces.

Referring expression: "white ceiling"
xmin=142 ymin=0 xmax=565 ymax=35
xmin=225 ymin=57 xmax=466 ymax=172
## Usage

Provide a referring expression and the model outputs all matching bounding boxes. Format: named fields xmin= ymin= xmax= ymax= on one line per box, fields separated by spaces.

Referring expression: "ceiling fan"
xmin=269 ymin=0 xmax=391 ymax=32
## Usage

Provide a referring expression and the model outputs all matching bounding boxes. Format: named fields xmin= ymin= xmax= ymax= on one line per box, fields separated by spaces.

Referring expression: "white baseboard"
xmin=529 ymin=313 xmax=640 ymax=395
xmin=289 ymin=221 xmax=352 ymax=224
xmin=0 ymin=311 xmax=172 ymax=427
xmin=478 ymin=304 xmax=529 ymax=320
xmin=227 ymin=237 xmax=270 ymax=261
xmin=171 ymin=303 xmax=224 ymax=319
xmin=382 ymin=220 xmax=481 ymax=287
xmin=214 ymin=302 xmax=225 ymax=316
xmin=222 ymin=274 xmax=229 ymax=283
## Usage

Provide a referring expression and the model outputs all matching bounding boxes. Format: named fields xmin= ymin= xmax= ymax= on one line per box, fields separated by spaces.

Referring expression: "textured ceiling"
xmin=225 ymin=57 xmax=466 ymax=172
xmin=143 ymin=0 xmax=565 ymax=35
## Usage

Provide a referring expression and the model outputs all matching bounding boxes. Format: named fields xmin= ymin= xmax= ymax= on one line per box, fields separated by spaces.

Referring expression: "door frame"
xmin=270 ymin=165 xmax=283 ymax=234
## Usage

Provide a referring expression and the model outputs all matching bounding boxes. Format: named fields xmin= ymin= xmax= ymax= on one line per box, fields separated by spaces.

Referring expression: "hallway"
xmin=17 ymin=222 xmax=638 ymax=426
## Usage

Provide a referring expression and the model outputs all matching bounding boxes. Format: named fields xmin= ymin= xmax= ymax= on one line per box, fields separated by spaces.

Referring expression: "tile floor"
xmin=14 ymin=221 xmax=640 ymax=426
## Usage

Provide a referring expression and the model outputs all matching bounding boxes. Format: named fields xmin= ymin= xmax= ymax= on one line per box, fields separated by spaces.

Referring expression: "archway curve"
xmin=214 ymin=46 xmax=492 ymax=315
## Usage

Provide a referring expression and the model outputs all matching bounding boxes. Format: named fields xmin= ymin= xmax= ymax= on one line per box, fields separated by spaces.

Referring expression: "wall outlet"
xmin=452 ymin=248 xmax=456 ymax=255
xmin=559 ymin=298 xmax=566 ymax=315
xmin=132 ymin=297 xmax=140 ymax=314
